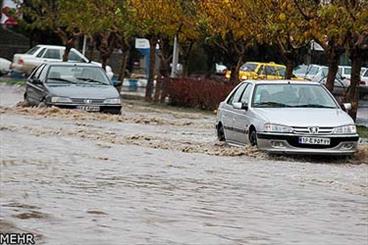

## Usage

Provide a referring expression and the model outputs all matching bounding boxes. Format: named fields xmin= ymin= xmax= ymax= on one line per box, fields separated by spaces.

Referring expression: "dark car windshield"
xmin=252 ymin=84 xmax=338 ymax=109
xmin=46 ymin=65 xmax=110 ymax=85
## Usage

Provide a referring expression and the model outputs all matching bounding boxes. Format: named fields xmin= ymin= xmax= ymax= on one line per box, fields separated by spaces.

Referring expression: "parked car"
xmin=11 ymin=45 xmax=114 ymax=79
xmin=338 ymin=65 xmax=352 ymax=79
xmin=293 ymin=64 xmax=325 ymax=81
xmin=225 ymin=62 xmax=286 ymax=80
xmin=216 ymin=63 xmax=227 ymax=75
xmin=216 ymin=80 xmax=359 ymax=155
xmin=0 ymin=57 xmax=11 ymax=76
xmin=24 ymin=63 xmax=121 ymax=114
xmin=360 ymin=68 xmax=368 ymax=98
xmin=310 ymin=66 xmax=350 ymax=96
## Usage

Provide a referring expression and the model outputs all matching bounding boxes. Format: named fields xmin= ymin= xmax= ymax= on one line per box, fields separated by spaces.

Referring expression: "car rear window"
xmin=26 ymin=46 xmax=40 ymax=55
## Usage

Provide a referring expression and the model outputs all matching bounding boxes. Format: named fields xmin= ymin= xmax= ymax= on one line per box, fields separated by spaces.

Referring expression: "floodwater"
xmin=0 ymin=84 xmax=367 ymax=244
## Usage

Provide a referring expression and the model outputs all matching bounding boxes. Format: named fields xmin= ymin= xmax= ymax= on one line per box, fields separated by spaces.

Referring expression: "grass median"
xmin=0 ymin=79 xmax=26 ymax=86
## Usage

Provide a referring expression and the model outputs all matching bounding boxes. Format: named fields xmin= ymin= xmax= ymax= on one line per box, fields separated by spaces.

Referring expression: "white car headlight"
xmin=333 ymin=124 xmax=356 ymax=134
xmin=51 ymin=97 xmax=72 ymax=103
xmin=264 ymin=123 xmax=293 ymax=133
xmin=103 ymin=98 xmax=121 ymax=104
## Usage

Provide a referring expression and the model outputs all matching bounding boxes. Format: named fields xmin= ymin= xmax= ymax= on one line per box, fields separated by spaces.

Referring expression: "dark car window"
xmin=30 ymin=64 xmax=45 ymax=82
xmin=263 ymin=66 xmax=277 ymax=76
xmin=227 ymin=83 xmax=247 ymax=105
xmin=240 ymin=63 xmax=257 ymax=72
xmin=276 ymin=67 xmax=286 ymax=77
xmin=47 ymin=65 xmax=110 ymax=85
xmin=36 ymin=48 xmax=46 ymax=58
xmin=34 ymin=65 xmax=45 ymax=78
xmin=240 ymin=84 xmax=253 ymax=104
xmin=39 ymin=65 xmax=49 ymax=81
xmin=43 ymin=49 xmax=61 ymax=59
xmin=68 ymin=51 xmax=85 ymax=62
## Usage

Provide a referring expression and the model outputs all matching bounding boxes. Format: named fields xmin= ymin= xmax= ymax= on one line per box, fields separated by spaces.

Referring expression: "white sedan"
xmin=216 ymin=80 xmax=359 ymax=155
xmin=0 ymin=58 xmax=11 ymax=76
xmin=11 ymin=45 xmax=114 ymax=79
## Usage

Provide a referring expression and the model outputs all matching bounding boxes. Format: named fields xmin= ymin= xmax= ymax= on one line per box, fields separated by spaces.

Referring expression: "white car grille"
xmin=292 ymin=126 xmax=334 ymax=135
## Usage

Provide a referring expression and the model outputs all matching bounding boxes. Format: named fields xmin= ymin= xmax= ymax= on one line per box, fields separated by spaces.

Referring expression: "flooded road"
xmin=1 ymin=84 xmax=367 ymax=244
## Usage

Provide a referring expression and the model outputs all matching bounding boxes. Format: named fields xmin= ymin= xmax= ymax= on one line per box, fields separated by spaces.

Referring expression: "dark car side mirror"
xmin=113 ymin=80 xmax=122 ymax=88
xmin=32 ymin=78 xmax=42 ymax=85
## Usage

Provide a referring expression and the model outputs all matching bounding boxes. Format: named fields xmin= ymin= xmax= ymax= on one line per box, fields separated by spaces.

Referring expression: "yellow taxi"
xmin=225 ymin=62 xmax=287 ymax=80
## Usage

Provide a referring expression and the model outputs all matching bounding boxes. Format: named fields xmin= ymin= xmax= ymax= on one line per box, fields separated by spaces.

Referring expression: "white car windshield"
xmin=306 ymin=66 xmax=319 ymax=76
xmin=293 ymin=65 xmax=308 ymax=76
xmin=47 ymin=66 xmax=110 ymax=85
xmin=252 ymin=84 xmax=338 ymax=108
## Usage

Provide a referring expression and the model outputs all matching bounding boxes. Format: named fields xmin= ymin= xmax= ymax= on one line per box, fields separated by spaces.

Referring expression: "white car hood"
xmin=252 ymin=108 xmax=354 ymax=127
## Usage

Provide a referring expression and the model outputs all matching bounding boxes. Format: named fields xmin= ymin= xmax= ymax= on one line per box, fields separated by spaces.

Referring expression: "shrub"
xmin=164 ymin=77 xmax=235 ymax=110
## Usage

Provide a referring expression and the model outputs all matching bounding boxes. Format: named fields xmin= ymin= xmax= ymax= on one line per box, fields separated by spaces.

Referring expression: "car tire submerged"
xmin=249 ymin=128 xmax=257 ymax=146
xmin=217 ymin=123 xmax=225 ymax=141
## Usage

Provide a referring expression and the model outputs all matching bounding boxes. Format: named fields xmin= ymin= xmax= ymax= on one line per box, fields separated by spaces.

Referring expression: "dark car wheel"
xmin=217 ymin=123 xmax=225 ymax=141
xmin=249 ymin=129 xmax=257 ymax=146
xmin=38 ymin=101 xmax=47 ymax=108
xmin=24 ymin=92 xmax=30 ymax=103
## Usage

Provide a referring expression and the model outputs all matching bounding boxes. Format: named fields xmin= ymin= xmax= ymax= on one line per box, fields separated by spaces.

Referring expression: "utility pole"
xmin=82 ymin=35 xmax=87 ymax=56
xmin=170 ymin=35 xmax=179 ymax=78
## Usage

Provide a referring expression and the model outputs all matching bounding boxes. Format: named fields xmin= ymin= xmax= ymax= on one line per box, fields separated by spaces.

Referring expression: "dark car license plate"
xmin=77 ymin=105 xmax=100 ymax=112
xmin=299 ymin=137 xmax=330 ymax=145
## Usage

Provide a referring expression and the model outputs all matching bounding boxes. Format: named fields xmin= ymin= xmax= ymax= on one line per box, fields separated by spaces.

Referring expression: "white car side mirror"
xmin=343 ymin=103 xmax=352 ymax=111
xmin=233 ymin=102 xmax=248 ymax=110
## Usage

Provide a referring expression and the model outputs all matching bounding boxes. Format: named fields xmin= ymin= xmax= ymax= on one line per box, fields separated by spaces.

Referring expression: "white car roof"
xmin=245 ymin=80 xmax=321 ymax=85
xmin=36 ymin=45 xmax=69 ymax=49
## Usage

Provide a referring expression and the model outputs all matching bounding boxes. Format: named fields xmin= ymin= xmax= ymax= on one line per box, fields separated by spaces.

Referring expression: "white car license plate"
xmin=77 ymin=105 xmax=100 ymax=112
xmin=299 ymin=137 xmax=330 ymax=145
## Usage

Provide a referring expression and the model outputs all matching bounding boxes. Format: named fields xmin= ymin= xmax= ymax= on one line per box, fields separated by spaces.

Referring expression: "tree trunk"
xmin=346 ymin=51 xmax=362 ymax=121
xmin=285 ymin=58 xmax=294 ymax=80
xmin=182 ymin=42 xmax=194 ymax=77
xmin=62 ymin=47 xmax=70 ymax=61
xmin=145 ymin=37 xmax=157 ymax=101
xmin=325 ymin=54 xmax=339 ymax=92
xmin=229 ymin=57 xmax=242 ymax=84
xmin=117 ymin=50 xmax=129 ymax=93
xmin=118 ymin=50 xmax=129 ymax=81
xmin=87 ymin=38 xmax=95 ymax=61
xmin=155 ymin=56 xmax=170 ymax=102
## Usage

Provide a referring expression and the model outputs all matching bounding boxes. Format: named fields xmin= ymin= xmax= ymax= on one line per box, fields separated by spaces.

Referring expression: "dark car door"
xmin=26 ymin=64 xmax=47 ymax=105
